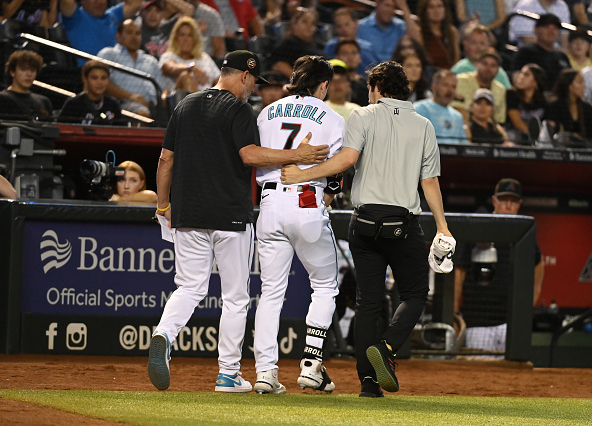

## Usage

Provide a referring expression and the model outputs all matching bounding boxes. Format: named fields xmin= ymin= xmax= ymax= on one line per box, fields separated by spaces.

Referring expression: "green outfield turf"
xmin=1 ymin=390 xmax=591 ymax=425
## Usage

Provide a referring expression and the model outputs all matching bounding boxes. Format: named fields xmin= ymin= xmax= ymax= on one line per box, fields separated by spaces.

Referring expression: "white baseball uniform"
xmin=254 ymin=94 xmax=345 ymax=373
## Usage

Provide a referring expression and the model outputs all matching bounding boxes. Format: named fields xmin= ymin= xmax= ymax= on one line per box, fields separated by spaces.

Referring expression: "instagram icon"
xmin=66 ymin=323 xmax=87 ymax=350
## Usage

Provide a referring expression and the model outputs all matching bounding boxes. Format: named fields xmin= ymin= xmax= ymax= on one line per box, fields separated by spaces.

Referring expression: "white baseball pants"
xmin=254 ymin=184 xmax=339 ymax=373
xmin=155 ymin=225 xmax=254 ymax=375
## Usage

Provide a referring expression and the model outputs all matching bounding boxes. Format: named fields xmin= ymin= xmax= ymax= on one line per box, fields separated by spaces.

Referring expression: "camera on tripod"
xmin=80 ymin=150 xmax=125 ymax=200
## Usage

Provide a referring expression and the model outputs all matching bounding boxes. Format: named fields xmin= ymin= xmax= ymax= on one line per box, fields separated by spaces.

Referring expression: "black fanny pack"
xmin=352 ymin=204 xmax=411 ymax=239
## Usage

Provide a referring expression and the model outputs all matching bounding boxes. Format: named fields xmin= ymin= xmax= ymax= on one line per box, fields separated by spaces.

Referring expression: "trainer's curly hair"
xmin=287 ymin=56 xmax=334 ymax=97
xmin=366 ymin=61 xmax=411 ymax=101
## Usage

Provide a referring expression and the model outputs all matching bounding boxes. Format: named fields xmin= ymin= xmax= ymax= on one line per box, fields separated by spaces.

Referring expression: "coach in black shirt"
xmin=58 ymin=60 xmax=123 ymax=125
xmin=0 ymin=50 xmax=52 ymax=120
xmin=148 ymin=50 xmax=329 ymax=392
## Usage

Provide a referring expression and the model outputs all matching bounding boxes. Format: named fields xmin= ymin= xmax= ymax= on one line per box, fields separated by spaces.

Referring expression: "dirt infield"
xmin=1 ymin=354 xmax=592 ymax=424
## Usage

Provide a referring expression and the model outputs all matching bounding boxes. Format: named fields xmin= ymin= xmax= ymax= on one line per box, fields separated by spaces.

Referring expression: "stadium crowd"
xmin=1 ymin=0 xmax=592 ymax=147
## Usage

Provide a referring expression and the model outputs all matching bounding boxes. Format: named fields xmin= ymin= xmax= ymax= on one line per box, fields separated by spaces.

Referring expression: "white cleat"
xmin=254 ymin=369 xmax=287 ymax=394
xmin=297 ymin=359 xmax=335 ymax=393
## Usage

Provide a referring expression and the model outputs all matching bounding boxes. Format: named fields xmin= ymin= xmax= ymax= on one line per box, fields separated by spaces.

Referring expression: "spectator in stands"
xmin=566 ymin=28 xmax=592 ymax=71
xmin=60 ymin=0 xmax=142 ymax=60
xmin=334 ymin=38 xmax=369 ymax=107
xmin=506 ymin=63 xmax=548 ymax=143
xmin=98 ymin=19 xmax=164 ymax=118
xmin=414 ymin=0 xmax=460 ymax=70
xmin=451 ymin=49 xmax=507 ymax=124
xmin=200 ymin=0 xmax=263 ymax=41
xmin=324 ymin=59 xmax=361 ymax=122
xmin=252 ymin=70 xmax=288 ymax=115
xmin=139 ymin=0 xmax=169 ymax=60
xmin=509 ymin=0 xmax=570 ymax=48
xmin=451 ymin=22 xmax=512 ymax=89
xmin=2 ymin=0 xmax=57 ymax=34
xmin=454 ymin=178 xmax=544 ymax=353
xmin=414 ymin=69 xmax=468 ymax=143
xmin=58 ymin=60 xmax=123 ymax=125
xmin=268 ymin=7 xmax=324 ymax=78
xmin=0 ymin=175 xmax=17 ymax=198
xmin=465 ymin=89 xmax=513 ymax=145
xmin=453 ymin=0 xmax=506 ymax=30
xmin=189 ymin=0 xmax=227 ymax=62
xmin=159 ymin=0 xmax=196 ymax=37
xmin=109 ymin=160 xmax=157 ymax=203
xmin=512 ymin=14 xmax=571 ymax=93
xmin=159 ymin=16 xmax=220 ymax=94
xmin=356 ymin=0 xmax=420 ymax=63
xmin=544 ymin=68 xmax=592 ymax=143
xmin=567 ymin=0 xmax=589 ymax=27
xmin=0 ymin=50 xmax=52 ymax=120
xmin=394 ymin=51 xmax=431 ymax=102
xmin=323 ymin=8 xmax=381 ymax=74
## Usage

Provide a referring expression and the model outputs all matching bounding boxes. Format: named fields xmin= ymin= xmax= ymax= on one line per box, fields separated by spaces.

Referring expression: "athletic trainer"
xmin=149 ymin=50 xmax=329 ymax=393
xmin=253 ymin=56 xmax=345 ymax=394
xmin=281 ymin=61 xmax=453 ymax=397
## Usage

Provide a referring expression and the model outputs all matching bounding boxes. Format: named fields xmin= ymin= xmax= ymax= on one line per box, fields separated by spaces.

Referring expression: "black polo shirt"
xmin=163 ymin=88 xmax=260 ymax=231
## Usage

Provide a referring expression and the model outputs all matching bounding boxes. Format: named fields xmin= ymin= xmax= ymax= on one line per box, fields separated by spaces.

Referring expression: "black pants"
xmin=348 ymin=216 xmax=429 ymax=382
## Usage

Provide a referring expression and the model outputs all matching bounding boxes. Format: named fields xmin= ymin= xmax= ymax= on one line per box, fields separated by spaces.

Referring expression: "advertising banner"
xmin=21 ymin=221 xmax=314 ymax=318
xmin=21 ymin=314 xmax=306 ymax=358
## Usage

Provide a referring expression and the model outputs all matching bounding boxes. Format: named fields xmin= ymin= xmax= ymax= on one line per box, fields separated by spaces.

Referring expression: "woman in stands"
xmin=159 ymin=16 xmax=220 ymax=94
xmin=505 ymin=63 xmax=547 ymax=143
xmin=544 ymin=68 xmax=592 ymax=145
xmin=109 ymin=161 xmax=157 ymax=203
xmin=414 ymin=0 xmax=460 ymax=70
xmin=268 ymin=7 xmax=324 ymax=78
xmin=393 ymin=51 xmax=432 ymax=103
xmin=465 ymin=89 xmax=513 ymax=146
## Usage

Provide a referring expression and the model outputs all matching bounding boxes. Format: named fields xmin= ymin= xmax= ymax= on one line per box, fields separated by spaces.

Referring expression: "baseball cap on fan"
xmin=494 ymin=178 xmax=522 ymax=199
xmin=141 ymin=0 xmax=164 ymax=10
xmin=222 ymin=50 xmax=269 ymax=84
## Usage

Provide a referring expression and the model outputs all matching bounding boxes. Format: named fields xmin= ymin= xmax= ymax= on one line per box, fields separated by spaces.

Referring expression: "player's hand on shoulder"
xmin=295 ymin=132 xmax=329 ymax=164
xmin=281 ymin=164 xmax=303 ymax=184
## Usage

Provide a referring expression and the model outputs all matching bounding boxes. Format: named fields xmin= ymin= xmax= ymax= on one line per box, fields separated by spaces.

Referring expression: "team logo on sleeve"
xmin=40 ymin=230 xmax=72 ymax=273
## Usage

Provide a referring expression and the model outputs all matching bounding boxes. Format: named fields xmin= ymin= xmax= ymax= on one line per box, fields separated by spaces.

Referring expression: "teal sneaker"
xmin=366 ymin=341 xmax=399 ymax=393
xmin=148 ymin=332 xmax=171 ymax=390
xmin=215 ymin=372 xmax=252 ymax=393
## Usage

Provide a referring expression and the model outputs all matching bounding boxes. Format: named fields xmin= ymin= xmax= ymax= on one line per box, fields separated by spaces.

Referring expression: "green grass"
xmin=1 ymin=390 xmax=591 ymax=425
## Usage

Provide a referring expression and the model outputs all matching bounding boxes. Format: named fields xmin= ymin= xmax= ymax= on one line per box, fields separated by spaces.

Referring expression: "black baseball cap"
xmin=222 ymin=50 xmax=269 ymax=84
xmin=535 ymin=13 xmax=562 ymax=29
xmin=478 ymin=48 xmax=501 ymax=64
xmin=494 ymin=178 xmax=522 ymax=199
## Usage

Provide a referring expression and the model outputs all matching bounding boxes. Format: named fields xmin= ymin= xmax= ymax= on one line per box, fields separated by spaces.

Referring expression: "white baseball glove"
xmin=428 ymin=233 xmax=456 ymax=273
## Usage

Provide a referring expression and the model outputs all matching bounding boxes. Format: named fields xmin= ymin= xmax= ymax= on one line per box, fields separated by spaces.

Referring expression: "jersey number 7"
xmin=281 ymin=123 xmax=301 ymax=149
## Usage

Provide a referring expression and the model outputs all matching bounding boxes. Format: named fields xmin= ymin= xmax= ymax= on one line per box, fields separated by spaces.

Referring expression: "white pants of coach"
xmin=155 ymin=226 xmax=254 ymax=375
xmin=254 ymin=184 xmax=339 ymax=373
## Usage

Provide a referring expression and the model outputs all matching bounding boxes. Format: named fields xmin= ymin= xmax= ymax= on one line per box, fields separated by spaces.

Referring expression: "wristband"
xmin=156 ymin=203 xmax=170 ymax=212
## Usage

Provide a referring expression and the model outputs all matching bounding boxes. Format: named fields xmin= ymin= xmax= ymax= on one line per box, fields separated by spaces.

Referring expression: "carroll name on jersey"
xmin=266 ymin=103 xmax=326 ymax=125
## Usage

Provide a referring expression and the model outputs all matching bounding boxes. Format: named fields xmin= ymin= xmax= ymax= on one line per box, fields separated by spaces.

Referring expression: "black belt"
xmin=263 ymin=182 xmax=316 ymax=193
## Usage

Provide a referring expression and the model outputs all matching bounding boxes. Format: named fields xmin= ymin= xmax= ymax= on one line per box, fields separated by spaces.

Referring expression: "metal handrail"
xmin=17 ymin=33 xmax=163 ymax=104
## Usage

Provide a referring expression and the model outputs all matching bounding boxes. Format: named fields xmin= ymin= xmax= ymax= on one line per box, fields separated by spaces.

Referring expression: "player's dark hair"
xmin=287 ymin=55 xmax=334 ymax=97
xmin=82 ymin=60 xmax=110 ymax=79
xmin=5 ymin=50 xmax=43 ymax=75
xmin=366 ymin=61 xmax=411 ymax=100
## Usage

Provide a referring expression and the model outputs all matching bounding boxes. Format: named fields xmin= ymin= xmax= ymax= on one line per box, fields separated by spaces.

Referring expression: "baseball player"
xmin=253 ymin=56 xmax=345 ymax=394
